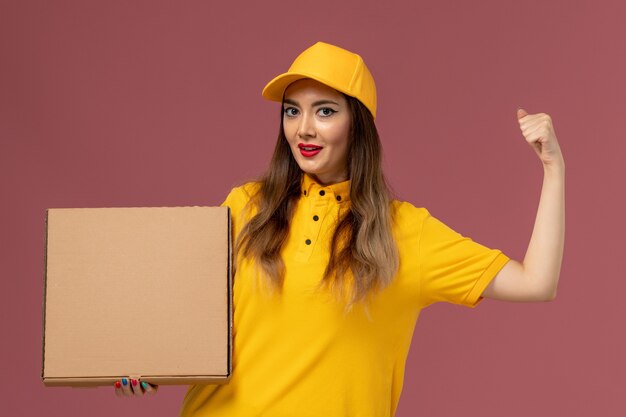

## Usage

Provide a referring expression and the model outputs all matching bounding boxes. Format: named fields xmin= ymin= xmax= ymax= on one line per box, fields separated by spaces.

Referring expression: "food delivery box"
xmin=41 ymin=206 xmax=232 ymax=387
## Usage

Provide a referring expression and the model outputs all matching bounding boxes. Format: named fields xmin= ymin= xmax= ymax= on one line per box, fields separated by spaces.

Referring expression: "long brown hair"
xmin=236 ymin=93 xmax=399 ymax=310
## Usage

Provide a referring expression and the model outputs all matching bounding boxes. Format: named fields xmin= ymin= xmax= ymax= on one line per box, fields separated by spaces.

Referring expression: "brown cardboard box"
xmin=41 ymin=206 xmax=232 ymax=387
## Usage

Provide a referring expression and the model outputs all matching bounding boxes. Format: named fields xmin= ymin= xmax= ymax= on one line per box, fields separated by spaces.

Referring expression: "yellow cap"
xmin=262 ymin=41 xmax=377 ymax=120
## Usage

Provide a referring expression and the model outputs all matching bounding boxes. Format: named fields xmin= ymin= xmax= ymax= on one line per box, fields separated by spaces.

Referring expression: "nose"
xmin=297 ymin=113 xmax=316 ymax=139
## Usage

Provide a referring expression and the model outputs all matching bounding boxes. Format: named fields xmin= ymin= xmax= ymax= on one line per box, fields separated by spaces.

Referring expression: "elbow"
xmin=535 ymin=286 xmax=557 ymax=302
xmin=543 ymin=276 xmax=560 ymax=301
xmin=526 ymin=272 xmax=559 ymax=302
xmin=543 ymin=289 xmax=557 ymax=302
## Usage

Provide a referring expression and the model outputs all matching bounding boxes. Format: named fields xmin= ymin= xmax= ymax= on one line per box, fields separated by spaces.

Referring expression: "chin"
xmin=293 ymin=158 xmax=318 ymax=173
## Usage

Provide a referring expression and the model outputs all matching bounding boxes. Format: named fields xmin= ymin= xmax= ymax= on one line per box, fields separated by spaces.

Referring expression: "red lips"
xmin=298 ymin=143 xmax=323 ymax=158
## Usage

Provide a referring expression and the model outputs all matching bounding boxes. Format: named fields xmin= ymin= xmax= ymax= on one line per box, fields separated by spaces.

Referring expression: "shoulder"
xmin=221 ymin=181 xmax=262 ymax=209
xmin=221 ymin=181 xmax=261 ymax=238
xmin=391 ymin=200 xmax=466 ymax=241
xmin=391 ymin=199 xmax=431 ymax=229
xmin=389 ymin=199 xmax=433 ymax=246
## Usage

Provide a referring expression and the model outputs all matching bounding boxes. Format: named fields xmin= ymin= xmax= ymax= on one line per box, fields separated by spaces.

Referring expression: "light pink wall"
xmin=1 ymin=0 xmax=624 ymax=416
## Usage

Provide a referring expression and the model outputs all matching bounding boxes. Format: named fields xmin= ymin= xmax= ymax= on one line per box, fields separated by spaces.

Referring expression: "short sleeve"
xmin=219 ymin=186 xmax=245 ymax=210
xmin=417 ymin=209 xmax=510 ymax=308
xmin=219 ymin=182 xmax=259 ymax=242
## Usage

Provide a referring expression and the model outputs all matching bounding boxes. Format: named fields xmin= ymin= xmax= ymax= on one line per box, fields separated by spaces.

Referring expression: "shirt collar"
xmin=301 ymin=173 xmax=351 ymax=203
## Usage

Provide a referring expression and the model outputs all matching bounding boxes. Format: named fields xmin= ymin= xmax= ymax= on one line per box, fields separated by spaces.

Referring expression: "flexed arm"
xmin=482 ymin=108 xmax=565 ymax=302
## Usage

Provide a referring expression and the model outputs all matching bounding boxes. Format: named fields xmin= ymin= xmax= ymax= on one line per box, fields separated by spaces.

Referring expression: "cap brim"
xmin=261 ymin=73 xmax=308 ymax=103
xmin=261 ymin=71 xmax=349 ymax=103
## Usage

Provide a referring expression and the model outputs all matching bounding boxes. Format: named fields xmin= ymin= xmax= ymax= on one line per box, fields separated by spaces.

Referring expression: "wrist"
xmin=543 ymin=159 xmax=565 ymax=176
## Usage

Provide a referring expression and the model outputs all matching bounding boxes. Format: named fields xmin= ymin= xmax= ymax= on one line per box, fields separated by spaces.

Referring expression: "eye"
xmin=283 ymin=107 xmax=298 ymax=117
xmin=318 ymin=108 xmax=336 ymax=117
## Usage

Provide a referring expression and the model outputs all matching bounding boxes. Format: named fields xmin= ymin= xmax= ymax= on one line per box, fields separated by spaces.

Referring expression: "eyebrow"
xmin=283 ymin=98 xmax=340 ymax=107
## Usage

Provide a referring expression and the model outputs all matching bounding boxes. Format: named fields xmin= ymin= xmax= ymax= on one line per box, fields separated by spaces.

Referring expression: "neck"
xmin=307 ymin=172 xmax=349 ymax=186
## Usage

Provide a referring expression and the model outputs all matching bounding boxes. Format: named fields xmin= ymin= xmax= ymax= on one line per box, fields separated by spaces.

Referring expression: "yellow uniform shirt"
xmin=179 ymin=174 xmax=510 ymax=417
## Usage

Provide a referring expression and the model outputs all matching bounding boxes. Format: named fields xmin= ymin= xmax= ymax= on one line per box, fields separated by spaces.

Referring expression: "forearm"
xmin=522 ymin=161 xmax=565 ymax=299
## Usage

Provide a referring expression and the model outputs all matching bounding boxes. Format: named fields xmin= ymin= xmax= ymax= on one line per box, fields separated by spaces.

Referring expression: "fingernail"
xmin=131 ymin=379 xmax=137 ymax=386
xmin=122 ymin=378 xmax=127 ymax=386
xmin=114 ymin=381 xmax=121 ymax=388
xmin=141 ymin=381 xmax=148 ymax=389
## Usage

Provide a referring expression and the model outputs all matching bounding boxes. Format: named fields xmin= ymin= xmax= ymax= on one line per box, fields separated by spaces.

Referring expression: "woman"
xmin=114 ymin=41 xmax=565 ymax=417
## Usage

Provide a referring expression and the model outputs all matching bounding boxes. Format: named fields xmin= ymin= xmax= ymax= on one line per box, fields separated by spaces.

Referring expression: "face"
xmin=282 ymin=78 xmax=351 ymax=185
